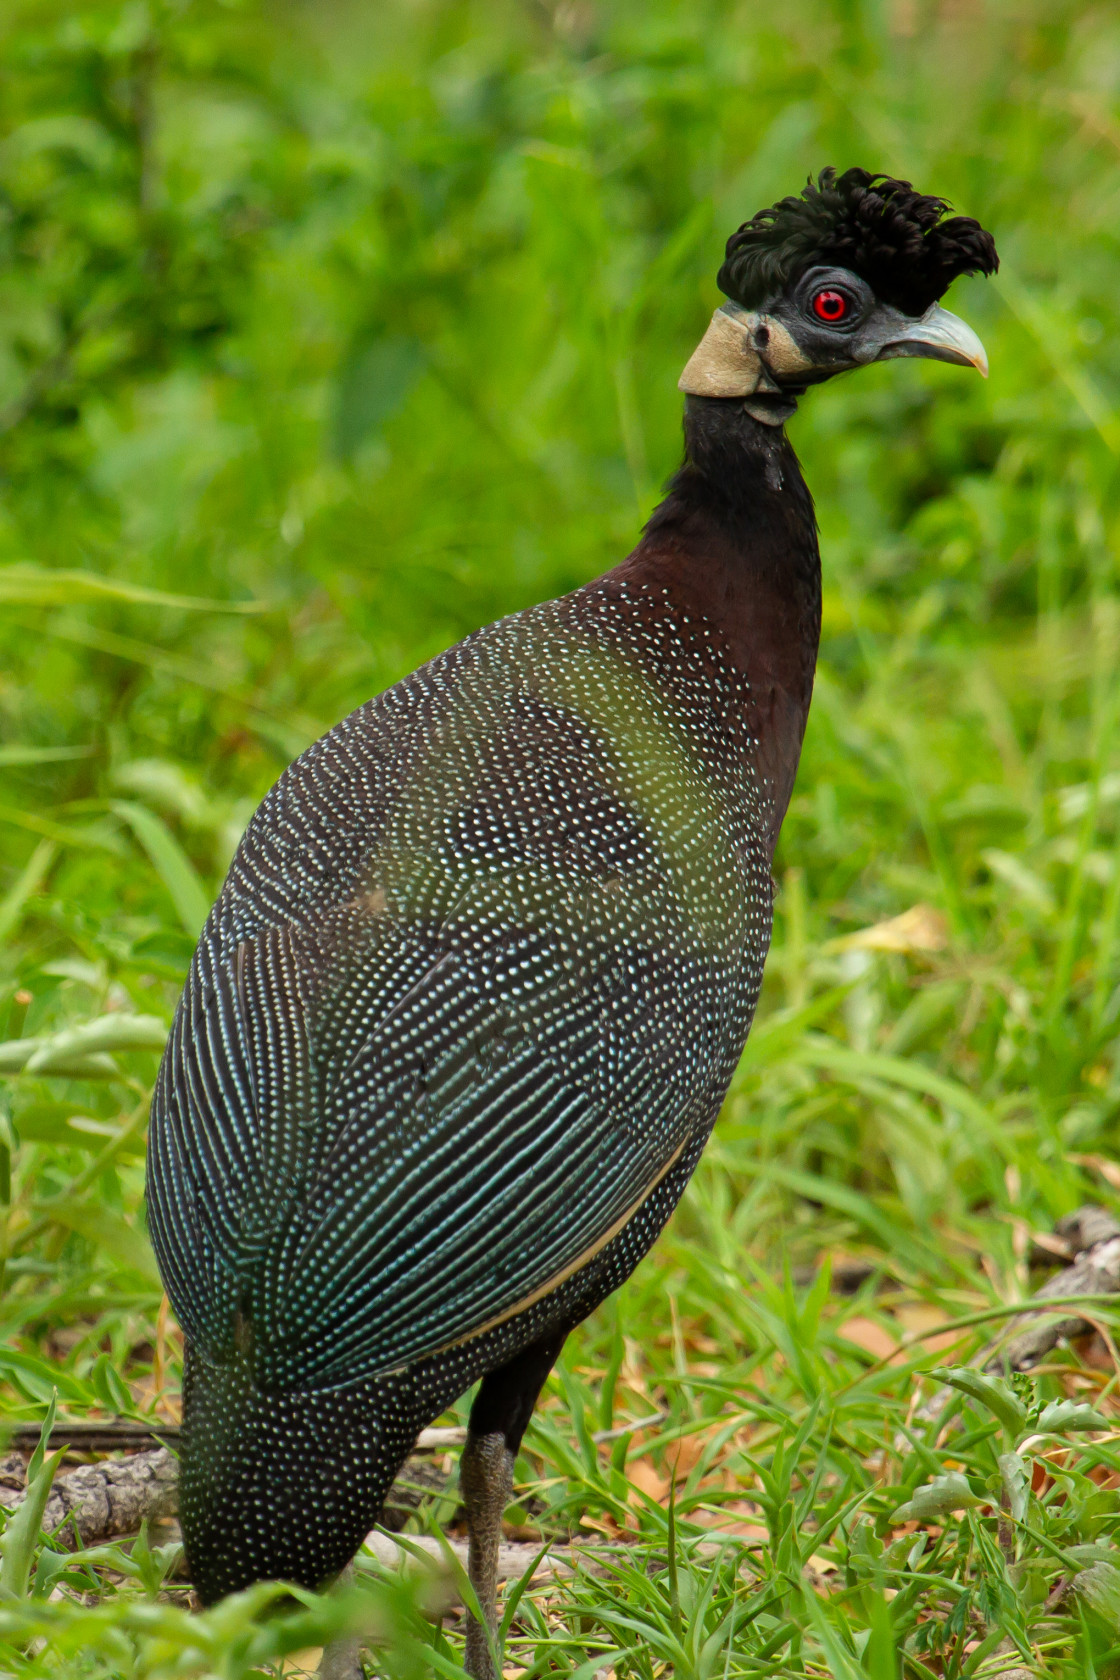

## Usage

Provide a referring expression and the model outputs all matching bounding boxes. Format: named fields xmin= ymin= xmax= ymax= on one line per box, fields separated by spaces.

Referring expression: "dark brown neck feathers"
xmin=608 ymin=397 xmax=823 ymax=847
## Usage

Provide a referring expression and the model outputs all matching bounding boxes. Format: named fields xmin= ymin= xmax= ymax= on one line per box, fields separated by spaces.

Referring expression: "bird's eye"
xmin=812 ymin=289 xmax=850 ymax=324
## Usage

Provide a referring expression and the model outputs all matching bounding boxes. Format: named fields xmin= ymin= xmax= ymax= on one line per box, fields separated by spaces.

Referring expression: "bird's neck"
xmin=594 ymin=391 xmax=822 ymax=840
xmin=624 ymin=396 xmax=820 ymax=695
xmin=602 ymin=398 xmax=822 ymax=841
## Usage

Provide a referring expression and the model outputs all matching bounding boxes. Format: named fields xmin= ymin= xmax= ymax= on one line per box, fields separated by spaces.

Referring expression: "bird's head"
xmin=680 ymin=168 xmax=999 ymax=425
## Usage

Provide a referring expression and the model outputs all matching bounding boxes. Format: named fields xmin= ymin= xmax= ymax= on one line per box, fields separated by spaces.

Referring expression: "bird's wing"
xmin=148 ymin=617 xmax=765 ymax=1388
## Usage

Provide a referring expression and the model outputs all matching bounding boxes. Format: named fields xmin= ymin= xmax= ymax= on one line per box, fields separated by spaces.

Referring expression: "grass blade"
xmin=0 ymin=564 xmax=269 ymax=614
xmin=0 ymin=838 xmax=56 ymax=945
xmin=0 ymin=1396 xmax=64 ymax=1600
xmin=111 ymin=800 xmax=210 ymax=936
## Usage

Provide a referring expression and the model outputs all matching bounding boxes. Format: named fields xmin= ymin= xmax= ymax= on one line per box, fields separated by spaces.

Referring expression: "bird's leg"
xmin=460 ymin=1327 xmax=568 ymax=1680
xmin=460 ymin=1430 xmax=515 ymax=1680
xmin=317 ymin=1566 xmax=364 ymax=1680
xmin=316 ymin=1635 xmax=364 ymax=1680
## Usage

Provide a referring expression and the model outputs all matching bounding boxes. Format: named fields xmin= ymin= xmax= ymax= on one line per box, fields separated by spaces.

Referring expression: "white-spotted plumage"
xmin=148 ymin=575 xmax=776 ymax=1599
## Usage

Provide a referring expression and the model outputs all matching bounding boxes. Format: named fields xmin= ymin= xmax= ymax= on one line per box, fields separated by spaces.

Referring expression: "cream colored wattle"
xmin=678 ymin=306 xmax=762 ymax=397
xmin=678 ymin=304 xmax=792 ymax=399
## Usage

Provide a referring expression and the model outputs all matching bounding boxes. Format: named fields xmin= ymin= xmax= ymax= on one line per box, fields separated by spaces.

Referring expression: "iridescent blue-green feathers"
xmin=147 ymin=591 xmax=771 ymax=1396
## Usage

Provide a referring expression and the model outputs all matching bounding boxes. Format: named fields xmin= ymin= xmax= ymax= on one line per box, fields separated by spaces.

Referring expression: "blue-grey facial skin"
xmin=762 ymin=264 xmax=989 ymax=385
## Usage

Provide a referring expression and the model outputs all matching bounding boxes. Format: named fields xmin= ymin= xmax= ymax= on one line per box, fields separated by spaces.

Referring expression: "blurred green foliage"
xmin=4 ymin=0 xmax=1120 ymax=1673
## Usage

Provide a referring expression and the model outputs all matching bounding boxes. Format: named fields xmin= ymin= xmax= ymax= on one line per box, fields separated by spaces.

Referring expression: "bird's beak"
xmin=873 ymin=304 xmax=989 ymax=377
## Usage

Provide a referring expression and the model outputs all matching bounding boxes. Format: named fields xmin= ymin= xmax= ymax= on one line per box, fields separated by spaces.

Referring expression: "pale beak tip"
xmin=874 ymin=306 xmax=990 ymax=380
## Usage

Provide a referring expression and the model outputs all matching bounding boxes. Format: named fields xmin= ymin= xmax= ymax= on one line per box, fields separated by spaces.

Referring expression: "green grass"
xmin=2 ymin=0 xmax=1120 ymax=1672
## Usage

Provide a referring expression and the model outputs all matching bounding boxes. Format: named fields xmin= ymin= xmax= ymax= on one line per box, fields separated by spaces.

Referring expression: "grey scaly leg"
xmin=317 ymin=1636 xmax=364 ymax=1680
xmin=460 ymin=1429 xmax=515 ymax=1680
xmin=317 ymin=1564 xmax=364 ymax=1680
xmin=458 ymin=1326 xmax=569 ymax=1679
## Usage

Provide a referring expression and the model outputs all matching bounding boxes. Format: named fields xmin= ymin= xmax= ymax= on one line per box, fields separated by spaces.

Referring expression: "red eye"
xmin=812 ymin=289 xmax=849 ymax=323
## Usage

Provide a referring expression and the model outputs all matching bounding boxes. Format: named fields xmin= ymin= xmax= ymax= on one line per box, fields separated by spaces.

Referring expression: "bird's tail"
xmin=180 ymin=1347 xmax=403 ymax=1604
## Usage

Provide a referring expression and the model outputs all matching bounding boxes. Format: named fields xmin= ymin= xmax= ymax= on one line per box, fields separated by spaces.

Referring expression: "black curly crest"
xmin=718 ymin=167 xmax=998 ymax=318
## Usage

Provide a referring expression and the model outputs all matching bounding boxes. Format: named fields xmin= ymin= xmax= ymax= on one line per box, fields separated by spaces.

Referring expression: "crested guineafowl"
xmin=147 ymin=168 xmax=997 ymax=1677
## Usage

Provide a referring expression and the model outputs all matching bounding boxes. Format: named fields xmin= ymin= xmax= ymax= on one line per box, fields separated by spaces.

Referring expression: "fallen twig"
xmin=983 ymin=1206 xmax=1120 ymax=1373
xmin=0 ymin=1447 xmax=179 ymax=1548
xmin=911 ymin=1205 xmax=1120 ymax=1435
xmin=5 ymin=1421 xmax=180 ymax=1453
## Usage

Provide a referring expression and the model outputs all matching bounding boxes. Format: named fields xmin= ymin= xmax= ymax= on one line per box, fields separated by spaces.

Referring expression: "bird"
xmin=146 ymin=167 xmax=997 ymax=1676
